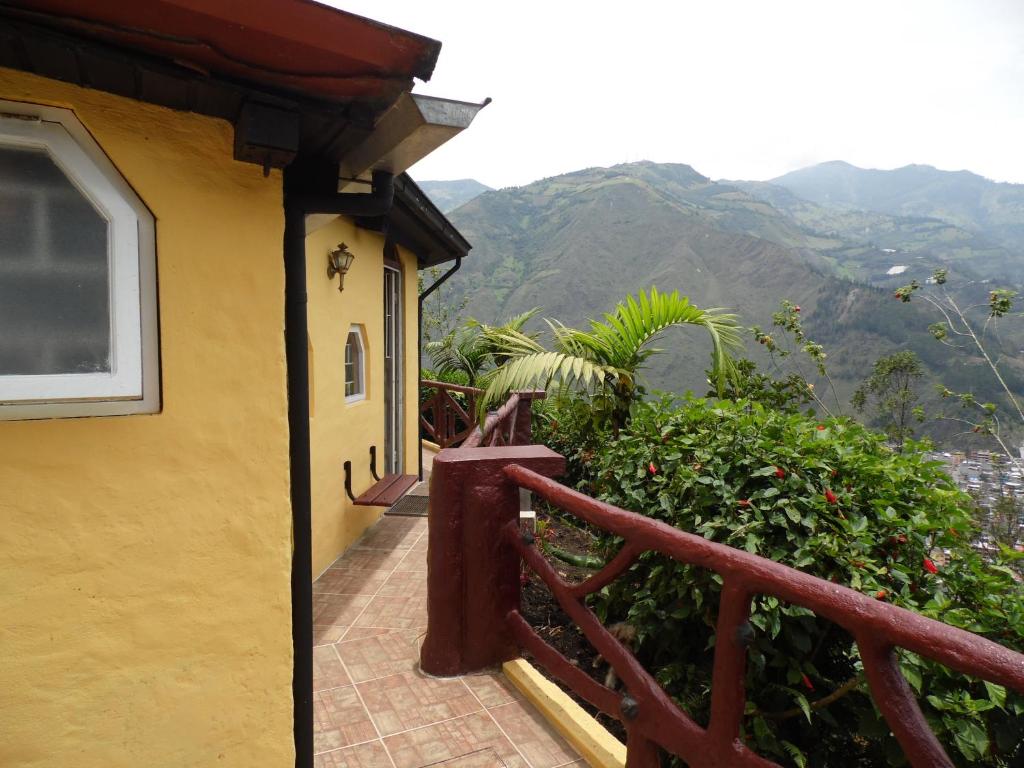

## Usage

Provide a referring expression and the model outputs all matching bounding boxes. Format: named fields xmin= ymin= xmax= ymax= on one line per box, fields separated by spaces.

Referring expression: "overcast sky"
xmin=330 ymin=1 xmax=1024 ymax=189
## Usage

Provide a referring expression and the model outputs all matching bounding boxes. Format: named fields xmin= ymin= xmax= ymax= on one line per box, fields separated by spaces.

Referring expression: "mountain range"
xmin=420 ymin=161 xmax=1024 ymax=446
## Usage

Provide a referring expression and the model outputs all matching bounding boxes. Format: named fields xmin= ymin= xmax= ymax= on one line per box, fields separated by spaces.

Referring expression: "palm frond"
xmin=476 ymin=351 xmax=618 ymax=414
xmin=588 ymin=287 xmax=743 ymax=392
xmin=475 ymin=287 xmax=743 ymax=420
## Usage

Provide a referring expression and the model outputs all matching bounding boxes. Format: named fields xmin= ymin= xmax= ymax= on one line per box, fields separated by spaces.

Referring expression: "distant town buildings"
xmin=930 ymin=448 xmax=1024 ymax=555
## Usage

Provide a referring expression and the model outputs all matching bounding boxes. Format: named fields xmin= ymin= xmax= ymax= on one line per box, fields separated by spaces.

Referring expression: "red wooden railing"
xmin=420 ymin=381 xmax=544 ymax=449
xmin=420 ymin=445 xmax=1024 ymax=768
xmin=419 ymin=379 xmax=482 ymax=448
xmin=462 ymin=390 xmax=545 ymax=448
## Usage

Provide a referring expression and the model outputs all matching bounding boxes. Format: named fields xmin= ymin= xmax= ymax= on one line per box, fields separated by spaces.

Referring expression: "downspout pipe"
xmin=283 ymin=164 xmax=395 ymax=768
xmin=417 ymin=255 xmax=462 ymax=479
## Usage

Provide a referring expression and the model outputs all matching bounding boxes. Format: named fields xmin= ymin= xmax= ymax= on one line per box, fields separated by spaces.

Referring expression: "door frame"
xmin=383 ymin=257 xmax=403 ymax=474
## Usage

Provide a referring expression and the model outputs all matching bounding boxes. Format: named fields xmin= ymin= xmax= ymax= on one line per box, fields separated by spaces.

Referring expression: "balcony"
xmin=314 ymin=382 xmax=1024 ymax=768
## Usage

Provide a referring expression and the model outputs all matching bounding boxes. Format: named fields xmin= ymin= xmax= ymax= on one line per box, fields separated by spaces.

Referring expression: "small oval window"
xmin=344 ymin=326 xmax=365 ymax=402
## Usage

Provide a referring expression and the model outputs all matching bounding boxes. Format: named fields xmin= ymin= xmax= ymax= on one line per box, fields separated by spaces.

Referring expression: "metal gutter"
xmin=339 ymin=93 xmax=489 ymax=184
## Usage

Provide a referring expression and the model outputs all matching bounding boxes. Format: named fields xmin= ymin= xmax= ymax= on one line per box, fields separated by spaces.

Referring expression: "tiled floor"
xmin=312 ymin=514 xmax=583 ymax=768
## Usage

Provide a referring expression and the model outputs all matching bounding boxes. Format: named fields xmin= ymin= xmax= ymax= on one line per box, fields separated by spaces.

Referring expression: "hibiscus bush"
xmin=537 ymin=395 xmax=1023 ymax=766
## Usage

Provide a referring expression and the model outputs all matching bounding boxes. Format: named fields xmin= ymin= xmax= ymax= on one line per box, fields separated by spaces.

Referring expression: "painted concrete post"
xmin=420 ymin=445 xmax=565 ymax=676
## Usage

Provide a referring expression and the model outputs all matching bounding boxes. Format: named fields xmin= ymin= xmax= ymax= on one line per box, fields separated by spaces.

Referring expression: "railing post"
xmin=511 ymin=390 xmax=545 ymax=445
xmin=420 ymin=445 xmax=565 ymax=676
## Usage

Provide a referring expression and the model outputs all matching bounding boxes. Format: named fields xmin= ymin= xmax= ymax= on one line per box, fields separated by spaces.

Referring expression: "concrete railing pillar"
xmin=420 ymin=445 xmax=565 ymax=676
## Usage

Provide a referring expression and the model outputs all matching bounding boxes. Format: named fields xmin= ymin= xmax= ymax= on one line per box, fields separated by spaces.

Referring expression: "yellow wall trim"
xmin=502 ymin=658 xmax=626 ymax=768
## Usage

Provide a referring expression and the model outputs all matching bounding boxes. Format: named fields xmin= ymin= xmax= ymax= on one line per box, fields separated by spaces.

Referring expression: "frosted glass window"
xmin=0 ymin=146 xmax=111 ymax=375
xmin=0 ymin=101 xmax=159 ymax=420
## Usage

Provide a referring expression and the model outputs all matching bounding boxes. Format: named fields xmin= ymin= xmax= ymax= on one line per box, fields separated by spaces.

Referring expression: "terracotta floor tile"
xmin=359 ymin=670 xmax=481 ymax=736
xmin=393 ymin=548 xmax=427 ymax=573
xmin=314 ymin=686 xmax=378 ymax=754
xmin=314 ymin=645 xmax=352 ymax=692
xmin=314 ymin=593 xmax=374 ymax=628
xmin=354 ymin=594 xmax=428 ymax=630
xmin=341 ymin=626 xmax=398 ymax=642
xmin=384 ymin=712 xmax=525 ymax=768
xmin=332 ymin=549 xmax=408 ymax=573
xmin=315 ymin=568 xmax=390 ymax=595
xmin=314 ymin=740 xmax=394 ymax=768
xmin=314 ymin=625 xmax=350 ymax=646
xmin=427 ymin=747 xmax=507 ymax=768
xmin=411 ymin=535 xmax=429 ymax=552
xmin=462 ymin=673 xmax=523 ymax=708
xmin=488 ymin=701 xmax=579 ymax=768
xmin=377 ymin=570 xmax=428 ymax=598
xmin=336 ymin=629 xmax=423 ymax=683
xmin=357 ymin=517 xmax=424 ymax=550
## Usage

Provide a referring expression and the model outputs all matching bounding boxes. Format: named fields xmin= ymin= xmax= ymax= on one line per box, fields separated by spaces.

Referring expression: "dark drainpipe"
xmin=283 ymin=165 xmax=394 ymax=768
xmin=417 ymin=256 xmax=462 ymax=479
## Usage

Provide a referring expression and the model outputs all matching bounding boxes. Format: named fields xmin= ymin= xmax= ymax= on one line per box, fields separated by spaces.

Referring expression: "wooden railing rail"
xmin=420 ymin=446 xmax=1024 ymax=768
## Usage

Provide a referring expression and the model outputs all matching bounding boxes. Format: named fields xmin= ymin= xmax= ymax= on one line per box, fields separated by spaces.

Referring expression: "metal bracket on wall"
xmin=343 ymin=460 xmax=355 ymax=502
xmin=369 ymin=445 xmax=382 ymax=482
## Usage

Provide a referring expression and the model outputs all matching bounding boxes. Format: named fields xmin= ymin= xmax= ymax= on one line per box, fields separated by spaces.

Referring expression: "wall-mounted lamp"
xmin=327 ymin=243 xmax=355 ymax=292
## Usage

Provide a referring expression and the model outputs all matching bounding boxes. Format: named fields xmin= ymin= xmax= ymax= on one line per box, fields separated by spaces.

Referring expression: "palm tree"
xmin=477 ymin=288 xmax=742 ymax=428
xmin=426 ymin=309 xmax=539 ymax=387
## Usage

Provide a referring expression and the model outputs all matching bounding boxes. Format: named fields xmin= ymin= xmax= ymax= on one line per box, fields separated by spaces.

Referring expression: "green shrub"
xmin=564 ymin=396 xmax=1022 ymax=766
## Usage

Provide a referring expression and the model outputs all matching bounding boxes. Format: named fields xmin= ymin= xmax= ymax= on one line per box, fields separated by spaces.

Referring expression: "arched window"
xmin=0 ymin=100 xmax=158 ymax=419
xmin=344 ymin=325 xmax=365 ymax=402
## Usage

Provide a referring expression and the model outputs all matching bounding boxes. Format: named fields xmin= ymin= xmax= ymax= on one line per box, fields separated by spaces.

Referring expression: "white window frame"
xmin=0 ymin=100 xmax=159 ymax=420
xmin=344 ymin=325 xmax=366 ymax=403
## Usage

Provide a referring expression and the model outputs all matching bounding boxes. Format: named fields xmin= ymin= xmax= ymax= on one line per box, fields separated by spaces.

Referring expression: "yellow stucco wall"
xmin=306 ymin=219 xmax=421 ymax=577
xmin=0 ymin=69 xmax=294 ymax=768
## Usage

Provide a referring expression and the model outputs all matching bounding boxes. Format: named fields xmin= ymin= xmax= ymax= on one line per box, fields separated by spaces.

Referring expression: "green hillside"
xmin=440 ymin=161 xmax=1023 ymax=447
xmin=771 ymin=161 xmax=1024 ymax=267
xmin=417 ymin=178 xmax=492 ymax=213
xmin=732 ymin=179 xmax=1018 ymax=282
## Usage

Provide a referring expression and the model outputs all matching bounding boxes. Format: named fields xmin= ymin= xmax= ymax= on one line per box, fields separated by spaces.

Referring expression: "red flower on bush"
xmin=793 ymin=305 xmax=801 ymax=313
xmin=738 ymin=498 xmax=751 ymax=507
xmin=923 ymin=558 xmax=938 ymax=575
xmin=774 ymin=466 xmax=786 ymax=478
xmin=801 ymin=674 xmax=814 ymax=691
xmin=875 ymin=590 xmax=887 ymax=600
xmin=824 ymin=488 xmax=838 ymax=504
xmin=816 ymin=424 xmax=826 ymax=431
xmin=648 ymin=462 xmax=657 ymax=474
